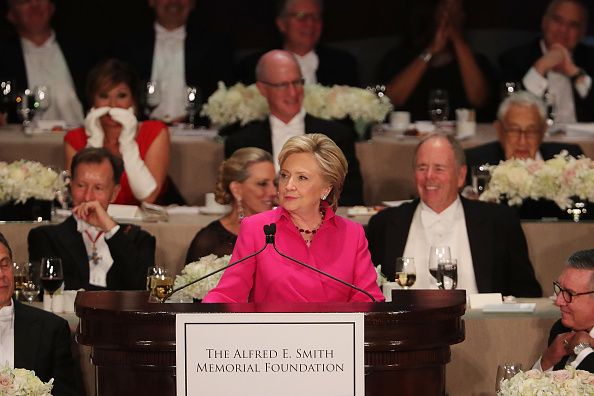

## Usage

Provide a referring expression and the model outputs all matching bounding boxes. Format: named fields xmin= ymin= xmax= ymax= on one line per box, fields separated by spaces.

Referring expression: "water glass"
xmin=495 ymin=363 xmax=522 ymax=392
xmin=429 ymin=246 xmax=451 ymax=288
xmin=34 ymin=85 xmax=51 ymax=120
xmin=144 ymin=81 xmax=161 ymax=118
xmin=12 ymin=262 xmax=28 ymax=299
xmin=428 ymin=89 xmax=449 ymax=123
xmin=471 ymin=165 xmax=491 ymax=195
xmin=186 ymin=86 xmax=201 ymax=128
xmin=437 ymin=259 xmax=457 ymax=290
xmin=16 ymin=89 xmax=36 ymax=132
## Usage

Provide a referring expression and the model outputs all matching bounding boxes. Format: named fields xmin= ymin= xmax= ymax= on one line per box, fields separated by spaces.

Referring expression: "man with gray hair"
xmin=465 ymin=91 xmax=583 ymax=174
xmin=367 ymin=134 xmax=541 ymax=297
xmin=500 ymin=0 xmax=594 ymax=122
xmin=533 ymin=249 xmax=594 ymax=372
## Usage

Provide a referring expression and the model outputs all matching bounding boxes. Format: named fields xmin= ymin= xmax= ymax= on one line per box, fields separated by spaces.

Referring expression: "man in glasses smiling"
xmin=532 ymin=249 xmax=594 ymax=373
xmin=225 ymin=50 xmax=363 ymax=206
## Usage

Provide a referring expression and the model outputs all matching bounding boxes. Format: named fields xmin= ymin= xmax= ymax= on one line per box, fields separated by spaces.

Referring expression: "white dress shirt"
xmin=0 ymin=303 xmax=15 ymax=367
xmin=21 ymin=31 xmax=84 ymax=125
xmin=76 ymin=217 xmax=119 ymax=288
xmin=293 ymin=51 xmax=319 ymax=85
xmin=533 ymin=326 xmax=594 ymax=371
xmin=522 ymin=40 xmax=592 ymax=124
xmin=150 ymin=23 xmax=187 ymax=123
xmin=269 ymin=108 xmax=306 ymax=170
xmin=402 ymin=198 xmax=478 ymax=293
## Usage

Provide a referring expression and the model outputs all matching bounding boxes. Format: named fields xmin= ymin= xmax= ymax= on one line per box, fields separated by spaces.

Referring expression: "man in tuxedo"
xmin=28 ymin=148 xmax=155 ymax=291
xmin=0 ymin=0 xmax=93 ymax=125
xmin=533 ymin=249 xmax=594 ymax=372
xmin=465 ymin=91 xmax=583 ymax=180
xmin=225 ymin=50 xmax=363 ymax=206
xmin=237 ymin=0 xmax=358 ymax=87
xmin=499 ymin=0 xmax=594 ymax=122
xmin=366 ymin=134 xmax=541 ymax=297
xmin=0 ymin=233 xmax=81 ymax=395
xmin=117 ymin=0 xmax=234 ymax=123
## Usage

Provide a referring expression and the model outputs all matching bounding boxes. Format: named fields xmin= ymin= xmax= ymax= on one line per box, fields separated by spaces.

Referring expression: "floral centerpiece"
xmin=171 ymin=254 xmax=230 ymax=301
xmin=0 ymin=364 xmax=53 ymax=396
xmin=201 ymin=82 xmax=392 ymax=130
xmin=497 ymin=367 xmax=594 ymax=395
xmin=480 ymin=151 xmax=594 ymax=210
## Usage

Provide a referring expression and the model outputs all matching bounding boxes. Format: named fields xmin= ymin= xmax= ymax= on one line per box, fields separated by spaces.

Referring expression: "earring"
xmin=237 ymin=198 xmax=245 ymax=222
xmin=321 ymin=193 xmax=328 ymax=200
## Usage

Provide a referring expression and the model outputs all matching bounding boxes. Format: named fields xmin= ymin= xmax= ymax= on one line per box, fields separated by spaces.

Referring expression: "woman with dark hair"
xmin=63 ymin=58 xmax=171 ymax=205
xmin=185 ymin=147 xmax=276 ymax=262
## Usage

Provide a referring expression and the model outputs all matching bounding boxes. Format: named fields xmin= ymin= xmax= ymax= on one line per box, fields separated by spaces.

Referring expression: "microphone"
xmin=162 ymin=224 xmax=275 ymax=302
xmin=268 ymin=223 xmax=376 ymax=302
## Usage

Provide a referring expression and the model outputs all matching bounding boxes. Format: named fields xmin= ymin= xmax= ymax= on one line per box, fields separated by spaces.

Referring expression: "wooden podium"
xmin=76 ymin=290 xmax=465 ymax=395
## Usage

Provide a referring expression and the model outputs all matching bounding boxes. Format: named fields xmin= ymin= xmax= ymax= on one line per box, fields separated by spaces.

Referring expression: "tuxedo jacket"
xmin=0 ymin=33 xmax=96 ymax=119
xmin=549 ymin=319 xmax=594 ymax=372
xmin=236 ymin=45 xmax=359 ymax=87
xmin=28 ymin=216 xmax=155 ymax=291
xmin=366 ymin=197 xmax=542 ymax=297
xmin=499 ymin=39 xmax=594 ymax=122
xmin=224 ymin=114 xmax=364 ymax=206
xmin=14 ymin=300 xmax=81 ymax=396
xmin=464 ymin=141 xmax=584 ymax=186
xmin=116 ymin=23 xmax=235 ymax=101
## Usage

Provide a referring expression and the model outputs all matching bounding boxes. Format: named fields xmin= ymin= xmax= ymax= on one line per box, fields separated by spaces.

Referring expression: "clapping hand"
xmin=108 ymin=107 xmax=138 ymax=147
xmin=72 ymin=201 xmax=117 ymax=232
xmin=84 ymin=107 xmax=110 ymax=147
xmin=536 ymin=43 xmax=580 ymax=77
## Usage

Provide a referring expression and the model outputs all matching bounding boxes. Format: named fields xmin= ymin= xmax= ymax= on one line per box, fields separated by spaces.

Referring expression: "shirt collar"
xmin=270 ymin=107 xmax=306 ymax=128
xmin=419 ymin=196 xmax=462 ymax=229
xmin=21 ymin=30 xmax=56 ymax=51
xmin=277 ymin=201 xmax=337 ymax=227
xmin=154 ymin=22 xmax=186 ymax=40
xmin=0 ymin=301 xmax=14 ymax=322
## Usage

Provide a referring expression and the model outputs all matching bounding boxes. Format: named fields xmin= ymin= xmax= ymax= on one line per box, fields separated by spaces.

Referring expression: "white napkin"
xmin=564 ymin=123 xmax=594 ymax=137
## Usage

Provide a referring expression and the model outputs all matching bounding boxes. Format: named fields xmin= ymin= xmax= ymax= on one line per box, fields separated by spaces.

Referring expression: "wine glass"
xmin=16 ymin=89 xmax=36 ymax=133
xmin=428 ymin=89 xmax=449 ymax=125
xmin=40 ymin=257 xmax=63 ymax=297
xmin=501 ymin=81 xmax=520 ymax=99
xmin=12 ymin=262 xmax=28 ymax=300
xmin=147 ymin=266 xmax=172 ymax=302
xmin=22 ymin=263 xmax=40 ymax=304
xmin=495 ymin=363 xmax=522 ymax=392
xmin=471 ymin=165 xmax=491 ymax=195
xmin=437 ymin=259 xmax=457 ymax=290
xmin=428 ymin=246 xmax=451 ymax=288
xmin=34 ymin=85 xmax=51 ymax=120
xmin=0 ymin=80 xmax=12 ymax=117
xmin=395 ymin=257 xmax=416 ymax=290
xmin=186 ymin=85 xmax=201 ymax=128
xmin=144 ymin=81 xmax=161 ymax=119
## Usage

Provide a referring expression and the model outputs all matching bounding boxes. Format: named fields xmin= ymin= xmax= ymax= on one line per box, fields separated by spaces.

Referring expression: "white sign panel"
xmin=176 ymin=312 xmax=364 ymax=396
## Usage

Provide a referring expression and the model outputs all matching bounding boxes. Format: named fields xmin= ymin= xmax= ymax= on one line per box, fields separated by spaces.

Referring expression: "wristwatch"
xmin=573 ymin=342 xmax=591 ymax=355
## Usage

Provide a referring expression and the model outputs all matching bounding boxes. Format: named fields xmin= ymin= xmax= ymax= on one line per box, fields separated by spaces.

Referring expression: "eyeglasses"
xmin=259 ymin=78 xmax=305 ymax=90
xmin=503 ymin=124 xmax=542 ymax=140
xmin=553 ymin=281 xmax=594 ymax=303
xmin=285 ymin=11 xmax=322 ymax=22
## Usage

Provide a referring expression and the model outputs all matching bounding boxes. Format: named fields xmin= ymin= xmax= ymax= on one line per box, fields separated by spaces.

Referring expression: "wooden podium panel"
xmin=76 ymin=290 xmax=465 ymax=395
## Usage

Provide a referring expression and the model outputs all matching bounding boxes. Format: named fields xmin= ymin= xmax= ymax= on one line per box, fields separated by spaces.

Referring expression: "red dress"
xmin=64 ymin=120 xmax=166 ymax=205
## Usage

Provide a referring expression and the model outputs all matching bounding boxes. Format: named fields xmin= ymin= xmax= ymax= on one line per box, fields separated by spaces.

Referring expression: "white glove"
xmin=108 ymin=107 xmax=157 ymax=201
xmin=84 ymin=107 xmax=110 ymax=147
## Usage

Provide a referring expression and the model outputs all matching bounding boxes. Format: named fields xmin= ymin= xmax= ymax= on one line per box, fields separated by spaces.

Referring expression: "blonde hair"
xmin=278 ymin=134 xmax=347 ymax=210
xmin=214 ymin=147 xmax=273 ymax=204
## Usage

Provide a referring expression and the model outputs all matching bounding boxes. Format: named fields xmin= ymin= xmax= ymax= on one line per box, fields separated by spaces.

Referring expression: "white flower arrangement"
xmin=201 ymin=82 xmax=392 ymax=127
xmin=497 ymin=367 xmax=594 ymax=395
xmin=171 ymin=254 xmax=230 ymax=300
xmin=0 ymin=364 xmax=53 ymax=396
xmin=480 ymin=151 xmax=594 ymax=210
xmin=0 ymin=160 xmax=65 ymax=204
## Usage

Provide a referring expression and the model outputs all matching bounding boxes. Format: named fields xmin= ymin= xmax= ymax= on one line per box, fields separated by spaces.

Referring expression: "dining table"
xmin=2 ymin=123 xmax=593 ymax=205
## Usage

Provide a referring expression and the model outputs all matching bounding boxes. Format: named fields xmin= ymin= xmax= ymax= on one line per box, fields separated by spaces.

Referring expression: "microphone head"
xmin=263 ymin=224 xmax=270 ymax=235
xmin=270 ymin=223 xmax=276 ymax=235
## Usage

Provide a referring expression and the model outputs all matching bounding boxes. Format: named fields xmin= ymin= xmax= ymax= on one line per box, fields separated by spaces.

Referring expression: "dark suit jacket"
xmin=28 ymin=216 xmax=155 ymax=291
xmin=465 ymin=141 xmax=591 ymax=220
xmin=499 ymin=39 xmax=594 ymax=122
xmin=224 ymin=114 xmax=364 ymax=206
xmin=14 ymin=300 xmax=81 ymax=396
xmin=236 ymin=45 xmax=359 ymax=87
xmin=116 ymin=23 xmax=234 ymax=102
xmin=366 ymin=197 xmax=542 ymax=297
xmin=0 ymin=33 xmax=96 ymax=120
xmin=549 ymin=319 xmax=594 ymax=372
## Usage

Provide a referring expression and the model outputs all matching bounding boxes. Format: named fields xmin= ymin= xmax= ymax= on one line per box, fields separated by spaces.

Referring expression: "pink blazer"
xmin=203 ymin=205 xmax=384 ymax=303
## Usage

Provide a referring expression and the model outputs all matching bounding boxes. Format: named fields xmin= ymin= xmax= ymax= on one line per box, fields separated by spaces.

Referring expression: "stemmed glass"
xmin=34 ymin=85 xmax=51 ymax=120
xmin=186 ymin=85 xmax=201 ymax=128
xmin=22 ymin=262 xmax=40 ymax=304
xmin=16 ymin=89 xmax=36 ymax=133
xmin=40 ymin=257 xmax=63 ymax=297
xmin=144 ymin=81 xmax=161 ymax=119
xmin=0 ymin=81 xmax=12 ymax=116
xmin=428 ymin=89 xmax=449 ymax=126
xmin=429 ymin=246 xmax=451 ymax=289
xmin=147 ymin=266 xmax=173 ymax=302
xmin=395 ymin=257 xmax=416 ymax=290
xmin=12 ymin=262 xmax=28 ymax=300
xmin=437 ymin=259 xmax=458 ymax=290
xmin=495 ymin=363 xmax=522 ymax=392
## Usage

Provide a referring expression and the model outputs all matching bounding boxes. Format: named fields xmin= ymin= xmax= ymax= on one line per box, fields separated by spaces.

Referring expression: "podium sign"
xmin=176 ymin=312 xmax=364 ymax=396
